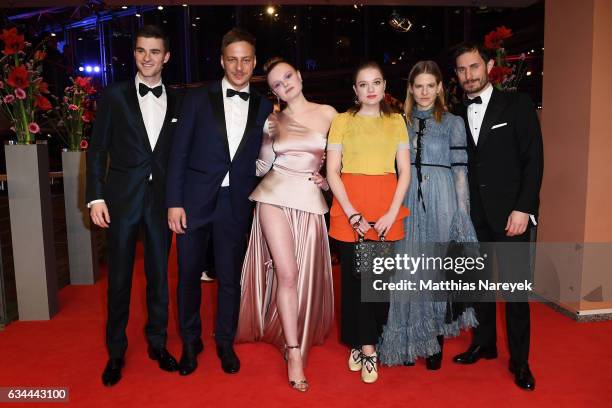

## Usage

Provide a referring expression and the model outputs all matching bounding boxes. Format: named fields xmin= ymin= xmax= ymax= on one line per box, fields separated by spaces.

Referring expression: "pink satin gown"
xmin=235 ymin=111 xmax=334 ymax=361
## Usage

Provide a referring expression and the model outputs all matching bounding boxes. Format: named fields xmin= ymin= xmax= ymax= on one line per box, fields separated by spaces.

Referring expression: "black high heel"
xmin=425 ymin=336 xmax=444 ymax=370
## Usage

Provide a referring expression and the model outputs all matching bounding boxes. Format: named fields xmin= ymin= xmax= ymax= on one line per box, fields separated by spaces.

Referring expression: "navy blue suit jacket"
xmin=166 ymin=80 xmax=273 ymax=228
xmin=86 ymin=80 xmax=184 ymax=217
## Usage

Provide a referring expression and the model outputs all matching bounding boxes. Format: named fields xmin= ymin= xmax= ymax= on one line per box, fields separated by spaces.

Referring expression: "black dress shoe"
xmin=102 ymin=358 xmax=124 ymax=387
xmin=426 ymin=335 xmax=444 ymax=370
xmin=453 ymin=344 xmax=497 ymax=364
xmin=148 ymin=346 xmax=179 ymax=372
xmin=216 ymin=345 xmax=240 ymax=374
xmin=509 ymin=362 xmax=536 ymax=391
xmin=178 ymin=339 xmax=204 ymax=376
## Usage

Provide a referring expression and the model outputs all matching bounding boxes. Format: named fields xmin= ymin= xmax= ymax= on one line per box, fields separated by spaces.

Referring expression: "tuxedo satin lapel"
xmin=208 ymin=86 xmax=230 ymax=159
xmin=234 ymin=92 xmax=261 ymax=160
xmin=124 ymin=83 xmax=152 ymax=153
xmin=477 ymin=88 xmax=507 ymax=150
xmin=153 ymin=86 xmax=174 ymax=154
xmin=459 ymin=105 xmax=476 ymax=151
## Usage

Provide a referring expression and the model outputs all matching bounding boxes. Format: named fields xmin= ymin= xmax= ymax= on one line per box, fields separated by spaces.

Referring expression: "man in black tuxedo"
xmin=166 ymin=28 xmax=273 ymax=376
xmin=86 ymin=25 xmax=183 ymax=386
xmin=452 ymin=43 xmax=543 ymax=391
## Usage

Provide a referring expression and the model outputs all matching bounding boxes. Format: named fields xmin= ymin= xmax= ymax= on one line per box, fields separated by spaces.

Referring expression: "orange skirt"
xmin=329 ymin=173 xmax=410 ymax=242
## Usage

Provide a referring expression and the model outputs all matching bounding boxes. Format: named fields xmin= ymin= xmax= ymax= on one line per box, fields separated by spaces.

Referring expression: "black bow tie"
xmin=226 ymin=88 xmax=250 ymax=101
xmin=139 ymin=83 xmax=163 ymax=98
xmin=464 ymin=95 xmax=482 ymax=107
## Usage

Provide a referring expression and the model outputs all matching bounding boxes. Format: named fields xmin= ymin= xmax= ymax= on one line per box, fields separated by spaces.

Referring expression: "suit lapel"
xmin=153 ymin=86 xmax=174 ymax=154
xmin=459 ymin=104 xmax=476 ymax=151
xmin=234 ymin=92 xmax=262 ymax=160
xmin=124 ymin=82 xmax=152 ymax=153
xmin=208 ymin=83 xmax=231 ymax=160
xmin=477 ymin=88 xmax=507 ymax=150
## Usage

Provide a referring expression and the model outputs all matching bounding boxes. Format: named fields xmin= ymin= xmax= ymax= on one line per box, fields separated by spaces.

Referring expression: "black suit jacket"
xmin=166 ymin=80 xmax=273 ymax=228
xmin=460 ymin=88 xmax=544 ymax=232
xmin=86 ymin=80 xmax=184 ymax=216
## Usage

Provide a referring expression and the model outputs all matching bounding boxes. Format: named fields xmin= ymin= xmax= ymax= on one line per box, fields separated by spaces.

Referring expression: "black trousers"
xmin=471 ymin=195 xmax=532 ymax=367
xmin=338 ymin=241 xmax=389 ymax=348
xmin=177 ymin=188 xmax=249 ymax=347
xmin=106 ymin=183 xmax=172 ymax=358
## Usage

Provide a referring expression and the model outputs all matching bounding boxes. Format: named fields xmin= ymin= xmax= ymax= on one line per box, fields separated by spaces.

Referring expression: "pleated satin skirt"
xmin=235 ymin=203 xmax=334 ymax=362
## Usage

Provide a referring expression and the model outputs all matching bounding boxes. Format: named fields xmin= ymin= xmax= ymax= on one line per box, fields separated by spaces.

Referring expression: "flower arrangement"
xmin=45 ymin=76 xmax=97 ymax=151
xmin=0 ymin=28 xmax=53 ymax=144
xmin=484 ymin=26 xmax=527 ymax=92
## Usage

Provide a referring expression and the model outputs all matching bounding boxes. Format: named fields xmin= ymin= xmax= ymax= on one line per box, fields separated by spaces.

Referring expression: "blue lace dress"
xmin=378 ymin=108 xmax=478 ymax=365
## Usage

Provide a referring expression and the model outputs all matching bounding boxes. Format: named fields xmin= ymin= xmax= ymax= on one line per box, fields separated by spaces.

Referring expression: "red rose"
xmin=38 ymin=81 xmax=50 ymax=94
xmin=35 ymin=95 xmax=52 ymax=110
xmin=82 ymin=110 xmax=94 ymax=123
xmin=34 ymin=50 xmax=46 ymax=61
xmin=485 ymin=26 xmax=513 ymax=50
xmin=484 ymin=31 xmax=502 ymax=49
xmin=0 ymin=28 xmax=25 ymax=56
xmin=489 ymin=66 xmax=512 ymax=85
xmin=74 ymin=76 xmax=91 ymax=89
xmin=7 ymin=66 xmax=30 ymax=89
xmin=0 ymin=28 xmax=17 ymax=42
xmin=79 ymin=139 xmax=89 ymax=150
xmin=496 ymin=26 xmax=512 ymax=40
xmin=68 ymin=104 xmax=79 ymax=111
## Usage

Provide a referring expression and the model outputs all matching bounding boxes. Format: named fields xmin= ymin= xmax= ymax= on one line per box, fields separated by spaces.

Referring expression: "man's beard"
xmin=462 ymin=75 xmax=489 ymax=95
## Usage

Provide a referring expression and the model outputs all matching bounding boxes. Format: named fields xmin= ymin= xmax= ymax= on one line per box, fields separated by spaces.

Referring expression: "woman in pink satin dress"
xmin=236 ymin=57 xmax=337 ymax=392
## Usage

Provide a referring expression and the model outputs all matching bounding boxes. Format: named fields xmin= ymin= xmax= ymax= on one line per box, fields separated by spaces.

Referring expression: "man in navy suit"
xmin=87 ymin=25 xmax=183 ymax=386
xmin=166 ymin=28 xmax=273 ymax=376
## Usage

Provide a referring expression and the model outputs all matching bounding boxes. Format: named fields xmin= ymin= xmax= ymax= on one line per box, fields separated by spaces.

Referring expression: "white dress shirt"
xmin=467 ymin=82 xmax=493 ymax=146
xmin=136 ymin=73 xmax=167 ymax=152
xmin=87 ymin=74 xmax=167 ymax=208
xmin=221 ymin=77 xmax=250 ymax=187
xmin=467 ymin=82 xmax=537 ymax=226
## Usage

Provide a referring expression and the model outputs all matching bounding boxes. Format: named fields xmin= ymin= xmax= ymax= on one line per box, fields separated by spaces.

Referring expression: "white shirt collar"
xmin=468 ymin=82 xmax=493 ymax=107
xmin=221 ymin=76 xmax=250 ymax=95
xmin=135 ymin=73 xmax=164 ymax=95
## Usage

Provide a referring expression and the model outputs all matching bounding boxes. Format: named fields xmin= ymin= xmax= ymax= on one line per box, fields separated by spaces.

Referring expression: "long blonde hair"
xmin=404 ymin=60 xmax=447 ymax=126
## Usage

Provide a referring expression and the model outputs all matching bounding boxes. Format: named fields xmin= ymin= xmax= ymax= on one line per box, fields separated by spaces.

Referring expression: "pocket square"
xmin=171 ymin=118 xmax=178 ymax=123
xmin=491 ymin=122 xmax=507 ymax=129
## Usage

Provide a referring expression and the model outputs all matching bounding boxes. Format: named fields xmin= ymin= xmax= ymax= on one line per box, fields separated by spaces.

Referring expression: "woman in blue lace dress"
xmin=378 ymin=60 xmax=478 ymax=369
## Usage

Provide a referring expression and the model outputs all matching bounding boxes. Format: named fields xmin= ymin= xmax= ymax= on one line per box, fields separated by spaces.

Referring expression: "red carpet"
xmin=1 ymin=243 xmax=611 ymax=407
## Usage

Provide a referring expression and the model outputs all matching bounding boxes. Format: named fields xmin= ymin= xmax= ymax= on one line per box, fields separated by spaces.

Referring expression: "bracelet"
xmin=348 ymin=213 xmax=362 ymax=229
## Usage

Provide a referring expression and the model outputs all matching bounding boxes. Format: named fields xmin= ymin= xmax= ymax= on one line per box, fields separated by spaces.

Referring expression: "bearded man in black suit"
xmin=452 ymin=43 xmax=544 ymax=391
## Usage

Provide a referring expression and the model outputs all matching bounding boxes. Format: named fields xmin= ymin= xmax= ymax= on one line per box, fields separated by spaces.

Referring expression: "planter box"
xmin=4 ymin=142 xmax=58 ymax=321
xmin=62 ymin=151 xmax=99 ymax=285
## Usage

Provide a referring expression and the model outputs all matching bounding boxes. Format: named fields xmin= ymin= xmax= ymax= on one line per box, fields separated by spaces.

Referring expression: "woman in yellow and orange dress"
xmin=326 ymin=61 xmax=411 ymax=384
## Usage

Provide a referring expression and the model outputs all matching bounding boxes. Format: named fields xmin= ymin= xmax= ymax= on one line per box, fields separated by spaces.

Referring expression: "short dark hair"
xmin=453 ymin=42 xmax=492 ymax=65
xmin=135 ymin=25 xmax=169 ymax=53
xmin=221 ymin=28 xmax=256 ymax=53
